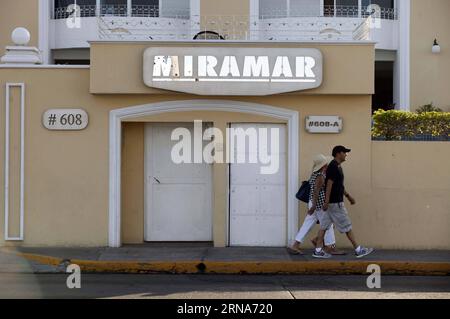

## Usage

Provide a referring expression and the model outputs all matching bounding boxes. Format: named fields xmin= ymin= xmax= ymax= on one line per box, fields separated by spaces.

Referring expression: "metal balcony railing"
xmin=97 ymin=15 xmax=359 ymax=41
xmin=54 ymin=4 xmax=97 ymax=19
xmin=260 ymin=5 xmax=397 ymax=20
xmin=100 ymin=4 xmax=128 ymax=17
xmin=54 ymin=4 xmax=397 ymax=20
xmin=361 ymin=6 xmax=397 ymax=20
xmin=53 ymin=4 xmax=397 ymax=42
xmin=131 ymin=5 xmax=159 ymax=18
xmin=53 ymin=4 xmax=188 ymax=19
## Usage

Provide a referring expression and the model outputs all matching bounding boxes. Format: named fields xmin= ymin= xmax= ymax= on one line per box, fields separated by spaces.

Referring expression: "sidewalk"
xmin=1 ymin=244 xmax=449 ymax=276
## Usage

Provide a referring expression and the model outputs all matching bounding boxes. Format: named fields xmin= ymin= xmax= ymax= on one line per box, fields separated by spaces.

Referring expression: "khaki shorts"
xmin=318 ymin=203 xmax=353 ymax=234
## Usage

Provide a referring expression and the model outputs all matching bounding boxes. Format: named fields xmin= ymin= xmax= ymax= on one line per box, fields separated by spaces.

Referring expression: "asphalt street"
xmin=0 ymin=274 xmax=449 ymax=299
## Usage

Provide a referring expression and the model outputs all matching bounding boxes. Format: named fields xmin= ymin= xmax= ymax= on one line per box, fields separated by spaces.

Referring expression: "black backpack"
xmin=295 ymin=181 xmax=310 ymax=203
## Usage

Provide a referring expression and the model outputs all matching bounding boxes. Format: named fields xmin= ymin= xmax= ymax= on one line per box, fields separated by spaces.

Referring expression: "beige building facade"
xmin=0 ymin=1 xmax=449 ymax=249
xmin=1 ymin=0 xmax=449 ymax=110
xmin=410 ymin=0 xmax=450 ymax=111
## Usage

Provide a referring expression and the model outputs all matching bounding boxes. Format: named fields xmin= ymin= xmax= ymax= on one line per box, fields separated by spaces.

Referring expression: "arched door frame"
xmin=109 ymin=100 xmax=299 ymax=247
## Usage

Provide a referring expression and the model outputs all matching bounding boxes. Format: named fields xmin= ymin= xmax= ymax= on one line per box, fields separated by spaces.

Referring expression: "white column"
xmin=96 ymin=0 xmax=101 ymax=17
xmin=38 ymin=0 xmax=51 ymax=64
xmin=127 ymin=0 xmax=132 ymax=16
xmin=249 ymin=0 xmax=259 ymax=40
xmin=396 ymin=0 xmax=411 ymax=110
xmin=190 ymin=0 xmax=200 ymax=38
xmin=190 ymin=0 xmax=200 ymax=17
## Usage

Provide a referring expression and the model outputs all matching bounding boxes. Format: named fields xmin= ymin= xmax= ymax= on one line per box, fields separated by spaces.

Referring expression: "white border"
xmin=0 ymin=65 xmax=90 ymax=69
xmin=190 ymin=0 xmax=200 ymax=18
xmin=397 ymin=0 xmax=410 ymax=110
xmin=90 ymin=40 xmax=376 ymax=45
xmin=39 ymin=0 xmax=51 ymax=64
xmin=108 ymin=100 xmax=299 ymax=248
xmin=4 ymin=83 xmax=25 ymax=241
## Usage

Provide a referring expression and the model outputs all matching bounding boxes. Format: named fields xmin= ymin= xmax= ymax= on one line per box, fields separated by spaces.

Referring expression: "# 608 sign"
xmin=43 ymin=109 xmax=88 ymax=131
xmin=306 ymin=116 xmax=343 ymax=134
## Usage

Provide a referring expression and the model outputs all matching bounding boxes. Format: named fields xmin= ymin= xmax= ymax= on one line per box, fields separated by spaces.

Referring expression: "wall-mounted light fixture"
xmin=432 ymin=39 xmax=441 ymax=54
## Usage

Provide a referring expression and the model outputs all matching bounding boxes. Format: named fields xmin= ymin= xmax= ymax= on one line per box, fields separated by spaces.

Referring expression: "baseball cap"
xmin=332 ymin=145 xmax=351 ymax=157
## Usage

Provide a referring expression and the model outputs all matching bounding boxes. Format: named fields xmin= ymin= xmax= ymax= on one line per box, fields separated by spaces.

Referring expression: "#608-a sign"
xmin=306 ymin=116 xmax=343 ymax=134
xmin=43 ymin=109 xmax=88 ymax=131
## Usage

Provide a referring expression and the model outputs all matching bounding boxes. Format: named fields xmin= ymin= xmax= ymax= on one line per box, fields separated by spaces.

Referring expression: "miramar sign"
xmin=143 ymin=47 xmax=323 ymax=95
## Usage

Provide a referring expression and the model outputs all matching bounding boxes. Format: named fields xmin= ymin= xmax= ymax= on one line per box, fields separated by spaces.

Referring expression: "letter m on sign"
xmin=153 ymin=56 xmax=174 ymax=77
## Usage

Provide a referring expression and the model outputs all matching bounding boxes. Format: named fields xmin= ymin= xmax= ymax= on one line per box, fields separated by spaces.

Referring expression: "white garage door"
xmin=229 ymin=124 xmax=287 ymax=247
xmin=145 ymin=123 xmax=213 ymax=242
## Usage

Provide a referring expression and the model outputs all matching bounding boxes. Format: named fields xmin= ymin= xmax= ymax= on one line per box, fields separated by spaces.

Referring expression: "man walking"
xmin=313 ymin=146 xmax=374 ymax=259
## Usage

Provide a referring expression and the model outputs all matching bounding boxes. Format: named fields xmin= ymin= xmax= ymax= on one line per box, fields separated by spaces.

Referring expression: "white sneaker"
xmin=355 ymin=247 xmax=374 ymax=259
xmin=312 ymin=249 xmax=332 ymax=259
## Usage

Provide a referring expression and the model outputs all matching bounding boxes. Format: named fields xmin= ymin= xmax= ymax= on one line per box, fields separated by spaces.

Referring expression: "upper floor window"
xmin=259 ymin=0 xmax=286 ymax=18
xmin=101 ymin=0 xmax=127 ymax=16
xmin=324 ymin=0 xmax=359 ymax=17
xmin=290 ymin=0 xmax=321 ymax=17
xmin=260 ymin=0 xmax=396 ymax=19
xmin=259 ymin=0 xmax=322 ymax=18
xmin=159 ymin=0 xmax=190 ymax=18
xmin=54 ymin=0 xmax=190 ymax=19
xmin=132 ymin=0 xmax=159 ymax=17
xmin=362 ymin=0 xmax=394 ymax=9
xmin=361 ymin=0 xmax=395 ymax=18
xmin=54 ymin=0 xmax=96 ymax=19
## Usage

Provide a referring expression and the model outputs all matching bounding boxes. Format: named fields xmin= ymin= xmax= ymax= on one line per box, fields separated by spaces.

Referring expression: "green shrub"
xmin=416 ymin=103 xmax=443 ymax=114
xmin=372 ymin=110 xmax=450 ymax=141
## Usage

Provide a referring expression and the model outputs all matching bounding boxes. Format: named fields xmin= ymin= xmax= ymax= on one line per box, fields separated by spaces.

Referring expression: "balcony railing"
xmin=97 ymin=15 xmax=360 ymax=41
xmin=54 ymin=4 xmax=188 ymax=19
xmin=53 ymin=4 xmax=397 ymax=42
xmin=100 ymin=4 xmax=128 ymax=17
xmin=131 ymin=5 xmax=159 ymax=17
xmin=54 ymin=4 xmax=397 ymax=20
xmin=54 ymin=5 xmax=97 ymax=19
xmin=260 ymin=5 xmax=397 ymax=20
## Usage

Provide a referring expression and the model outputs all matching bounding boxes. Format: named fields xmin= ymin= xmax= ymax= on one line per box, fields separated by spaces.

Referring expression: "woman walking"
xmin=288 ymin=154 xmax=344 ymax=255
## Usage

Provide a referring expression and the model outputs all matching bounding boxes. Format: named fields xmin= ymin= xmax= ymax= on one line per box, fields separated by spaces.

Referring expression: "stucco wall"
xmin=121 ymin=123 xmax=145 ymax=244
xmin=1 ymin=39 xmax=448 ymax=249
xmin=119 ymin=97 xmax=372 ymax=247
xmin=0 ymin=0 xmax=39 ymax=51
xmin=114 ymin=98 xmax=450 ymax=249
xmin=0 ymin=65 xmax=374 ymax=247
xmin=199 ymin=0 xmax=250 ymax=39
xmin=369 ymin=142 xmax=450 ymax=249
xmin=90 ymin=42 xmax=375 ymax=95
xmin=200 ymin=0 xmax=249 ymax=16
xmin=410 ymin=0 xmax=450 ymax=111
xmin=0 ymin=66 xmax=448 ymax=249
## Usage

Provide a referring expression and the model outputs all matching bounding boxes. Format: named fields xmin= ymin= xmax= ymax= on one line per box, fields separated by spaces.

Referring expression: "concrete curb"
xmin=17 ymin=252 xmax=450 ymax=276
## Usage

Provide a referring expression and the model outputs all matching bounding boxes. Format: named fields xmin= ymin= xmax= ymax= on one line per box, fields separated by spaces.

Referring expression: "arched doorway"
xmin=109 ymin=100 xmax=299 ymax=247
